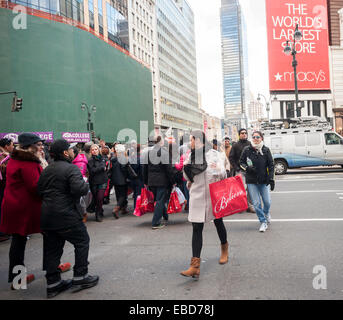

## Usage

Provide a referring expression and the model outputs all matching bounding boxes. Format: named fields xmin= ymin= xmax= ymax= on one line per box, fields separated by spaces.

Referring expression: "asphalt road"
xmin=1 ymin=166 xmax=343 ymax=300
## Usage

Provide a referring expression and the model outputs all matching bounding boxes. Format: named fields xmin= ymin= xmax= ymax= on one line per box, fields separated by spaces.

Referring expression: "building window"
xmin=88 ymin=0 xmax=95 ymax=29
xmin=106 ymin=2 xmax=129 ymax=50
xmin=98 ymin=0 xmax=103 ymax=35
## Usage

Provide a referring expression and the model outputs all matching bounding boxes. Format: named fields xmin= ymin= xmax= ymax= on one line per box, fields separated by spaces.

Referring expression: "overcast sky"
xmin=187 ymin=0 xmax=270 ymax=118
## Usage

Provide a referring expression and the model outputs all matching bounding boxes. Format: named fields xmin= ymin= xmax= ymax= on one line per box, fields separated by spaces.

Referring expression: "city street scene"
xmin=1 ymin=0 xmax=343 ymax=307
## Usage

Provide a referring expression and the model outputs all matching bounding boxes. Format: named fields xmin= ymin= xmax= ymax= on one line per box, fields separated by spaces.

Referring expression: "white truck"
xmin=263 ymin=127 xmax=343 ymax=175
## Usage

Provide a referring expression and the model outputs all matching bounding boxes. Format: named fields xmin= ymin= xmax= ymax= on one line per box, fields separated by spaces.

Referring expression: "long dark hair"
xmin=190 ymin=130 xmax=212 ymax=152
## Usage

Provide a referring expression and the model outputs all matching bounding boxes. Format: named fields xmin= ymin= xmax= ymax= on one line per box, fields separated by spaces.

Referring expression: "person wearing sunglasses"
xmin=239 ymin=131 xmax=275 ymax=233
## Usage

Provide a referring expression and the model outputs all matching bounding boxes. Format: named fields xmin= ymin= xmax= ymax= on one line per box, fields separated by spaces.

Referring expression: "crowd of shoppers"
xmin=0 ymin=127 xmax=275 ymax=292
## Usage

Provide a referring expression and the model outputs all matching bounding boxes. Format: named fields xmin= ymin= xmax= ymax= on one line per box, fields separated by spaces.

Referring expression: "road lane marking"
xmin=222 ymin=219 xmax=343 ymax=222
xmin=277 ymin=178 xmax=343 ymax=182
xmin=273 ymin=190 xmax=343 ymax=194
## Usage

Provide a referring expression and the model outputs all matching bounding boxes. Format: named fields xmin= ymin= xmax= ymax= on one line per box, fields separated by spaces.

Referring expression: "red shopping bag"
xmin=133 ymin=195 xmax=145 ymax=217
xmin=209 ymin=175 xmax=248 ymax=219
xmin=167 ymin=189 xmax=182 ymax=214
xmin=140 ymin=188 xmax=154 ymax=213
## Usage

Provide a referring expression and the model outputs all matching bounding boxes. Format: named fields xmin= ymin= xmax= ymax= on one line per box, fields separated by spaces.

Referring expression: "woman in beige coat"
xmin=181 ymin=130 xmax=229 ymax=279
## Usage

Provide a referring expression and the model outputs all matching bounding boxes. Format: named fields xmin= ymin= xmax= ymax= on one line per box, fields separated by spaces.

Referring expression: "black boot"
xmin=71 ymin=275 xmax=99 ymax=293
xmin=47 ymin=279 xmax=73 ymax=299
xmin=95 ymin=213 xmax=103 ymax=222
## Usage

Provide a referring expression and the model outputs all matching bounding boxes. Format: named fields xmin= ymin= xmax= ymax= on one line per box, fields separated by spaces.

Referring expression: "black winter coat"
xmin=142 ymin=144 xmax=174 ymax=187
xmin=239 ymin=145 xmax=275 ymax=184
xmin=229 ymin=139 xmax=252 ymax=172
xmin=37 ymin=159 xmax=89 ymax=230
xmin=110 ymin=155 xmax=128 ymax=186
xmin=87 ymin=155 xmax=108 ymax=185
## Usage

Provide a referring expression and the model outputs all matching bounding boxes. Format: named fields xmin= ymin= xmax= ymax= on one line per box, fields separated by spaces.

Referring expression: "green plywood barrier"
xmin=0 ymin=8 xmax=154 ymax=142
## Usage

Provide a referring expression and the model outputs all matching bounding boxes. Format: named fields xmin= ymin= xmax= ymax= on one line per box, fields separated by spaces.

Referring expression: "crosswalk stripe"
xmin=273 ymin=190 xmax=343 ymax=194
xmin=222 ymin=219 xmax=343 ymax=222
xmin=277 ymin=178 xmax=343 ymax=182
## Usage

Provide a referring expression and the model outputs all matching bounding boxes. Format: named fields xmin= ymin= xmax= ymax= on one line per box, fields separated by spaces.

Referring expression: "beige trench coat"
xmin=183 ymin=149 xmax=226 ymax=223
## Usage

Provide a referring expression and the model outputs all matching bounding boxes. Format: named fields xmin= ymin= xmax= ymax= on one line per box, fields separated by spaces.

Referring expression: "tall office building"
xmin=128 ymin=0 xmax=161 ymax=126
xmin=1 ymin=0 xmax=154 ymax=142
xmin=220 ymin=0 xmax=248 ymax=129
xmin=155 ymin=0 xmax=203 ymax=132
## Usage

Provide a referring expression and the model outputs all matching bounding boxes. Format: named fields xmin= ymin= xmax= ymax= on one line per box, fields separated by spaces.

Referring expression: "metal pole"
xmin=292 ymin=51 xmax=299 ymax=117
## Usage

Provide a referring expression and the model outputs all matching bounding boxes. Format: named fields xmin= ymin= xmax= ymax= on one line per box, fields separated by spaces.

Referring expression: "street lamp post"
xmin=81 ymin=102 xmax=96 ymax=137
xmin=283 ymin=24 xmax=303 ymax=117
xmin=257 ymin=93 xmax=277 ymax=121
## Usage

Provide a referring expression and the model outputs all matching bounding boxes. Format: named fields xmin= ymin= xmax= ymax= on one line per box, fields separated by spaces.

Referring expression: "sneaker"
xmin=259 ymin=222 xmax=268 ymax=233
xmin=152 ymin=223 xmax=165 ymax=230
xmin=71 ymin=275 xmax=99 ymax=293
xmin=265 ymin=214 xmax=271 ymax=224
xmin=47 ymin=279 xmax=73 ymax=299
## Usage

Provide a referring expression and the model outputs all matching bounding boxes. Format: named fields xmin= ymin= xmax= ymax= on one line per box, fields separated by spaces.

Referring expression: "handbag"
xmin=167 ymin=187 xmax=183 ymax=214
xmin=209 ymin=175 xmax=248 ymax=219
xmin=127 ymin=164 xmax=138 ymax=180
xmin=175 ymin=187 xmax=186 ymax=205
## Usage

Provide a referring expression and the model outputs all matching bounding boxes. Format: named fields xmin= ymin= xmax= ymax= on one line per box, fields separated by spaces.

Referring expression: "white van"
xmin=263 ymin=128 xmax=343 ymax=174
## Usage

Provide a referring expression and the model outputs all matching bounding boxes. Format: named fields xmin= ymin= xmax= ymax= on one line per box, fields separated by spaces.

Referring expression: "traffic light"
xmin=11 ymin=95 xmax=23 ymax=112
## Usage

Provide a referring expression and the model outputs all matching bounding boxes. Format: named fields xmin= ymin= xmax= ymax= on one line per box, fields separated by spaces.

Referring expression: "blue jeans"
xmin=247 ymin=184 xmax=271 ymax=223
xmin=150 ymin=187 xmax=168 ymax=226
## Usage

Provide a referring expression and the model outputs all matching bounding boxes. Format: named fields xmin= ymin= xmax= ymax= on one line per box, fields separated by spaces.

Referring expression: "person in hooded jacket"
xmin=72 ymin=145 xmax=88 ymax=177
xmin=72 ymin=145 xmax=89 ymax=223
xmin=37 ymin=139 xmax=99 ymax=298
xmin=87 ymin=144 xmax=108 ymax=222
xmin=239 ymin=131 xmax=275 ymax=233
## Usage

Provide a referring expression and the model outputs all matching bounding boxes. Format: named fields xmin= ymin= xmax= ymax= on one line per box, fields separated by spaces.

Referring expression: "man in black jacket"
xmin=142 ymin=136 xmax=174 ymax=229
xmin=38 ymin=139 xmax=99 ymax=298
xmin=229 ymin=129 xmax=251 ymax=176
xmin=229 ymin=128 xmax=255 ymax=213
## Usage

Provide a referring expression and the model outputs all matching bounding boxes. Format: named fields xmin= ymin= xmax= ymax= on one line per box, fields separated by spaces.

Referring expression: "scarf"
xmin=183 ymin=147 xmax=208 ymax=183
xmin=251 ymin=141 xmax=264 ymax=156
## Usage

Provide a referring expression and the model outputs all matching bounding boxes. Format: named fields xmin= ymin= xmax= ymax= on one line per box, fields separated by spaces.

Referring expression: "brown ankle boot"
xmin=219 ymin=242 xmax=229 ymax=264
xmin=82 ymin=213 xmax=87 ymax=223
xmin=112 ymin=206 xmax=120 ymax=219
xmin=180 ymin=257 xmax=201 ymax=279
